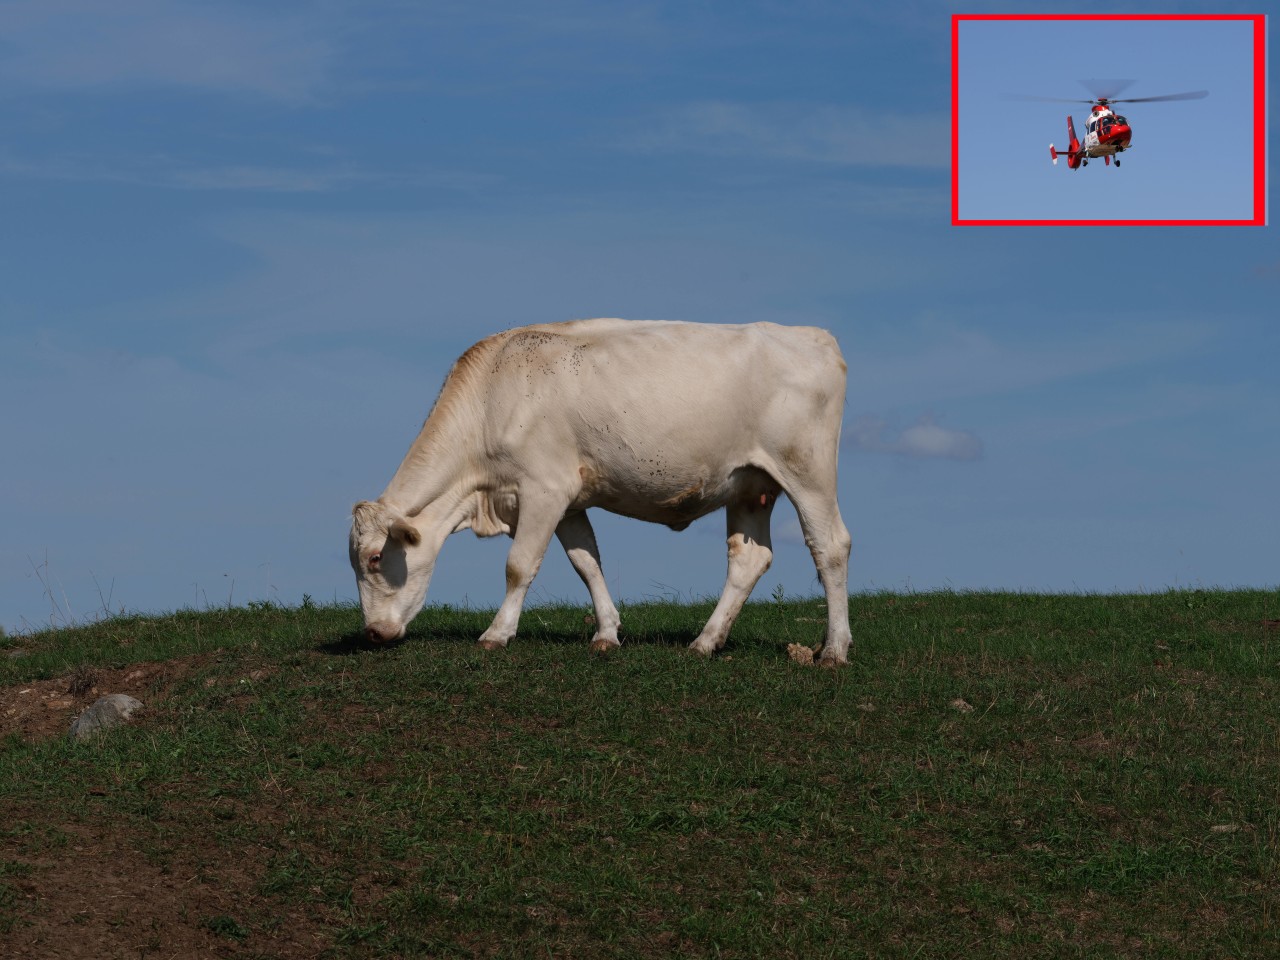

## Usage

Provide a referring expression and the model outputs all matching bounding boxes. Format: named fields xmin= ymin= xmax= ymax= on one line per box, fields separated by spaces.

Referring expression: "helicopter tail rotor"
xmin=1049 ymin=117 xmax=1083 ymax=169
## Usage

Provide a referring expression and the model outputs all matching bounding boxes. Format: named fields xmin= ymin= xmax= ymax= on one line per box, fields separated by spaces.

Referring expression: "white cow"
xmin=349 ymin=318 xmax=853 ymax=664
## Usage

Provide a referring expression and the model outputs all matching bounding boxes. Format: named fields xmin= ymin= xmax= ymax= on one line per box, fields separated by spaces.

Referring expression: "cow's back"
xmin=473 ymin=319 xmax=845 ymax=525
xmin=485 ymin=318 xmax=842 ymax=414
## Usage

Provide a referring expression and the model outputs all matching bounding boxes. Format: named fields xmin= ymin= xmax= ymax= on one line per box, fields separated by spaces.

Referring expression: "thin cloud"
xmin=843 ymin=318 xmax=1215 ymax=412
xmin=169 ymin=164 xmax=371 ymax=193
xmin=623 ymin=100 xmax=946 ymax=169
xmin=0 ymin=0 xmax=332 ymax=102
xmin=0 ymin=148 xmax=498 ymax=194
xmin=845 ymin=413 xmax=984 ymax=461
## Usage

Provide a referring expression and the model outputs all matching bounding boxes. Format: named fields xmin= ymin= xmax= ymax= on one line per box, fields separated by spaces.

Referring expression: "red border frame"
xmin=952 ymin=13 xmax=1267 ymax=226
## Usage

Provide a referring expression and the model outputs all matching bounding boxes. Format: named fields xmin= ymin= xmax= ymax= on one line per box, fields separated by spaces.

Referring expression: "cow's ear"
xmin=389 ymin=518 xmax=422 ymax=546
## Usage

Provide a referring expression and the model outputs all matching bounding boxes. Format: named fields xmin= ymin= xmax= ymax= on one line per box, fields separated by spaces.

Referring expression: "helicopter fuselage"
xmin=1078 ymin=104 xmax=1132 ymax=158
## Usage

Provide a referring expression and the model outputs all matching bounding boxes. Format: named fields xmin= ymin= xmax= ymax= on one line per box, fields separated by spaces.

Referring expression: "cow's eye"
xmin=368 ymin=553 xmax=382 ymax=570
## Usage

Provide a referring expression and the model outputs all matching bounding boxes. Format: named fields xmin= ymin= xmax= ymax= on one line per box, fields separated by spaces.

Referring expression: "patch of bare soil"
xmin=1 ymin=656 xmax=344 ymax=959
xmin=2 ymin=819 xmax=332 ymax=960
xmin=0 ymin=658 xmax=208 ymax=743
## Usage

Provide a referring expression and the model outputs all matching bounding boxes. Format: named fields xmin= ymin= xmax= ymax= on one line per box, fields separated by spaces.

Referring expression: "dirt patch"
xmin=0 ymin=656 xmax=224 ymax=743
xmin=2 ymin=819 xmax=331 ymax=960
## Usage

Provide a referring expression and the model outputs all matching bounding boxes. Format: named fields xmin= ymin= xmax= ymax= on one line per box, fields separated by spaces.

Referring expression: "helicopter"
xmin=1023 ymin=81 xmax=1208 ymax=169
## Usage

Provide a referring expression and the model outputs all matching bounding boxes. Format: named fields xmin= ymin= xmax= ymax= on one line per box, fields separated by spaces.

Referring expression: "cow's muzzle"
xmin=365 ymin=622 xmax=405 ymax=644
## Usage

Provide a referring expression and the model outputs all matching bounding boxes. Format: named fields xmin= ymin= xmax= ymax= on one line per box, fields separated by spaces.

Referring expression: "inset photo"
xmin=952 ymin=14 xmax=1265 ymax=225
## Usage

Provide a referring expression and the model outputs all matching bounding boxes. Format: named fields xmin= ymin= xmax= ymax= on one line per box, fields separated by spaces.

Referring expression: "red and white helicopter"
xmin=1025 ymin=81 xmax=1207 ymax=169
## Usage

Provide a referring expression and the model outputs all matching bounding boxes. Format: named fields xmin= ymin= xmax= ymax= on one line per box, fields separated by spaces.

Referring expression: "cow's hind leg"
xmin=689 ymin=495 xmax=776 ymax=657
xmin=477 ymin=492 xmax=566 ymax=650
xmin=780 ymin=480 xmax=852 ymax=666
xmin=556 ymin=511 xmax=622 ymax=653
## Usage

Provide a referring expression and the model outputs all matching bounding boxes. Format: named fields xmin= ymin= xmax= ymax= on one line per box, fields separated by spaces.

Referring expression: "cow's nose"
xmin=365 ymin=622 xmax=399 ymax=644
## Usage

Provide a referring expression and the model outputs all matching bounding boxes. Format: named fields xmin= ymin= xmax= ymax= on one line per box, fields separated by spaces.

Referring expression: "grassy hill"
xmin=2 ymin=590 xmax=1278 ymax=958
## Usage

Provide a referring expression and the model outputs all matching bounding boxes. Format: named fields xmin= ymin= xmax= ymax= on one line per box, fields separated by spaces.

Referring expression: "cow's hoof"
xmin=688 ymin=638 xmax=716 ymax=658
xmin=477 ymin=638 xmax=507 ymax=652
xmin=816 ymin=652 xmax=847 ymax=669
xmin=589 ymin=637 xmax=621 ymax=655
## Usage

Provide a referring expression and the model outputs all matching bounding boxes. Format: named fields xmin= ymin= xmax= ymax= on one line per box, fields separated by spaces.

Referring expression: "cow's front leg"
xmin=477 ymin=494 xmax=565 ymax=651
xmin=556 ymin=510 xmax=622 ymax=653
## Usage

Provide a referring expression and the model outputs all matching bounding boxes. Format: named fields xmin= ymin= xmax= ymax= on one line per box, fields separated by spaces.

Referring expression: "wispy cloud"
xmin=0 ymin=0 xmax=332 ymax=101
xmin=0 ymin=151 xmax=350 ymax=192
xmin=844 ymin=413 xmax=984 ymax=461
xmin=843 ymin=317 xmax=1215 ymax=411
xmin=168 ymin=164 xmax=371 ymax=193
xmin=622 ymin=100 xmax=946 ymax=169
xmin=0 ymin=148 xmax=497 ymax=194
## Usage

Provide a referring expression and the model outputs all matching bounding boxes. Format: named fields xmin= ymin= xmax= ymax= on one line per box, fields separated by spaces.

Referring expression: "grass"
xmin=1 ymin=589 xmax=1278 ymax=958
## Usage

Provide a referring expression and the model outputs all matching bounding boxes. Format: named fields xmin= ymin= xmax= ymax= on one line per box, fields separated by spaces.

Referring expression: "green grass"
xmin=2 ymin=590 xmax=1279 ymax=958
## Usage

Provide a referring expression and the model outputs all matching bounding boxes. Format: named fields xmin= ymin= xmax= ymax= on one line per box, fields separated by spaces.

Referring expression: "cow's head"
xmin=349 ymin=500 xmax=434 ymax=643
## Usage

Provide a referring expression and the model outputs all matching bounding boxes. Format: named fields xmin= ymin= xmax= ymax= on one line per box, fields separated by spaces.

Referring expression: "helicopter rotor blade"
xmin=1110 ymin=90 xmax=1209 ymax=103
xmin=1010 ymin=87 xmax=1209 ymax=106
xmin=1080 ymin=78 xmax=1136 ymax=101
xmin=1008 ymin=94 xmax=1095 ymax=104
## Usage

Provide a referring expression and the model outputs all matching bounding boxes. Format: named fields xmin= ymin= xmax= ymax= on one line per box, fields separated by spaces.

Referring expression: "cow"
xmin=349 ymin=318 xmax=853 ymax=664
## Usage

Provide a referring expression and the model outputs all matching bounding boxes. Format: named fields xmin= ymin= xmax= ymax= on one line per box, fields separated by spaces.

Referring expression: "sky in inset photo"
xmin=955 ymin=16 xmax=1259 ymax=222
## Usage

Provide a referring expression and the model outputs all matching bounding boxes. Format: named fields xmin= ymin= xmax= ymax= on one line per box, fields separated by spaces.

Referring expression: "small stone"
xmin=949 ymin=698 xmax=975 ymax=714
xmin=1210 ymin=824 xmax=1239 ymax=834
xmin=68 ymin=694 xmax=144 ymax=741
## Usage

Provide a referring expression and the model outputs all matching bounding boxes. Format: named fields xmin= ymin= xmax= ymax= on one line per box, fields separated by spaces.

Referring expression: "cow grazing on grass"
xmin=349 ymin=318 xmax=853 ymax=664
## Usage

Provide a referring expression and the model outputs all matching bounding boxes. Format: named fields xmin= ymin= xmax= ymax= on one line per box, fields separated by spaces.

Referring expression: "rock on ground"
xmin=68 ymin=694 xmax=143 ymax=740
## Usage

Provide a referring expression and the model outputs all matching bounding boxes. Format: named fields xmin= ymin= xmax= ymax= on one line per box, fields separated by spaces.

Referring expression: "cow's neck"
xmin=380 ymin=379 xmax=484 ymax=521
xmin=381 ymin=428 xmax=468 ymax=520
xmin=380 ymin=331 xmax=506 ymax=521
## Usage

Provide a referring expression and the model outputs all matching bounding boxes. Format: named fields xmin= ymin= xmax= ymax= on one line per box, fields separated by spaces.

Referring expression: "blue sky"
xmin=956 ymin=16 xmax=1259 ymax=221
xmin=2 ymin=1 xmax=1276 ymax=634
